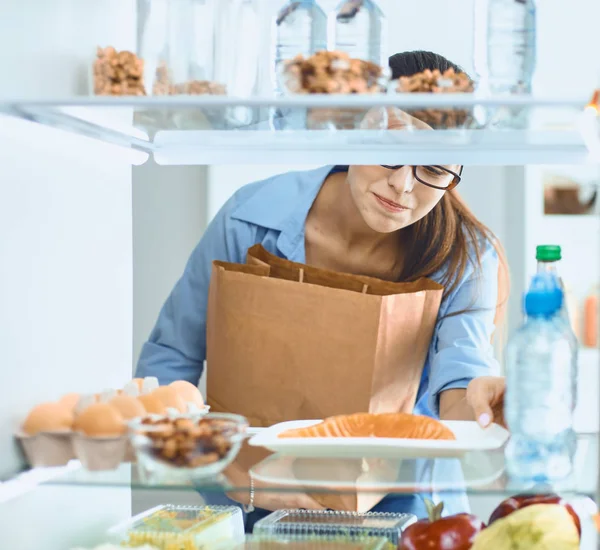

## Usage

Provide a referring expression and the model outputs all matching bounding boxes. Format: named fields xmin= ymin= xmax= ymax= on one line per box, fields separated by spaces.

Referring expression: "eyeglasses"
xmin=380 ymin=165 xmax=463 ymax=191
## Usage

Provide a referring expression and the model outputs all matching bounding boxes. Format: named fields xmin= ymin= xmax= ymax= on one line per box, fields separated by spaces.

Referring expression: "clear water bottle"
xmin=535 ymin=244 xmax=579 ymax=408
xmin=271 ymin=0 xmax=327 ymax=95
xmin=505 ymin=273 xmax=577 ymax=482
xmin=486 ymin=0 xmax=536 ymax=94
xmin=327 ymin=0 xmax=385 ymax=66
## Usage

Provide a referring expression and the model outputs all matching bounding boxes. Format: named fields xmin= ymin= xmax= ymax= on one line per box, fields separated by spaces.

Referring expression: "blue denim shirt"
xmin=136 ymin=165 xmax=500 ymax=418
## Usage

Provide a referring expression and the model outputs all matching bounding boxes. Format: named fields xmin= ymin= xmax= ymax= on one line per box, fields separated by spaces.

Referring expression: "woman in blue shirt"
xmin=136 ymin=51 xmax=508 ymax=520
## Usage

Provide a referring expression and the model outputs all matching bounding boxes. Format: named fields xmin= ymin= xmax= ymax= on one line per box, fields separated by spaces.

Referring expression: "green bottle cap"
xmin=536 ymin=245 xmax=562 ymax=262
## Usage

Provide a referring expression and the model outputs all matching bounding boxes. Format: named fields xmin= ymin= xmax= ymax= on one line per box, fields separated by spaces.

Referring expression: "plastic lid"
xmin=253 ymin=510 xmax=415 ymax=546
xmin=525 ymin=274 xmax=563 ymax=316
xmin=536 ymin=245 xmax=562 ymax=262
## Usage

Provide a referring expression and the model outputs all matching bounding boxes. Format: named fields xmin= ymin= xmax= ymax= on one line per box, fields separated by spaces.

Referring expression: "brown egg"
xmin=169 ymin=380 xmax=205 ymax=408
xmin=153 ymin=386 xmax=187 ymax=413
xmin=137 ymin=392 xmax=167 ymax=415
xmin=109 ymin=395 xmax=146 ymax=420
xmin=132 ymin=378 xmax=144 ymax=391
xmin=22 ymin=402 xmax=74 ymax=435
xmin=73 ymin=403 xmax=125 ymax=437
xmin=58 ymin=393 xmax=81 ymax=413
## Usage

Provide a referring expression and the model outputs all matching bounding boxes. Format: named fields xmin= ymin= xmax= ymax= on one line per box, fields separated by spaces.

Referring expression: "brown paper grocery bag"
xmin=207 ymin=245 xmax=443 ymax=511
xmin=291 ymin=457 xmax=401 ymax=513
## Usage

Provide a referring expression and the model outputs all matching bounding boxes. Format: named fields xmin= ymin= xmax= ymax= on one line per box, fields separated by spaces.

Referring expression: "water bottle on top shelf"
xmin=271 ymin=0 xmax=327 ymax=96
xmin=327 ymin=0 xmax=385 ymax=66
xmin=504 ymin=273 xmax=577 ymax=482
xmin=486 ymin=0 xmax=537 ymax=95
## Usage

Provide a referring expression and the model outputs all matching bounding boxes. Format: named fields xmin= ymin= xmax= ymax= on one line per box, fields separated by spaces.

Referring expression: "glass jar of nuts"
xmin=391 ymin=68 xmax=481 ymax=131
xmin=93 ymin=0 xmax=227 ymax=98
xmin=141 ymin=0 xmax=224 ymax=97
xmin=92 ymin=0 xmax=261 ymax=128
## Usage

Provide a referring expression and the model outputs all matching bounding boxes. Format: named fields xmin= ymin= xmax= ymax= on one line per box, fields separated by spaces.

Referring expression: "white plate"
xmin=249 ymin=419 xmax=509 ymax=459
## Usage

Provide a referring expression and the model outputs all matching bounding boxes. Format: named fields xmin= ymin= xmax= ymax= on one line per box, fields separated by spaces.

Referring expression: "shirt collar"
xmin=231 ymin=166 xmax=347 ymax=259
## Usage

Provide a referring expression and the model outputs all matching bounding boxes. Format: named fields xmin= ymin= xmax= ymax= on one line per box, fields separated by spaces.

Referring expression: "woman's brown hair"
xmin=399 ymin=192 xmax=510 ymax=325
xmin=390 ymin=51 xmax=510 ymax=330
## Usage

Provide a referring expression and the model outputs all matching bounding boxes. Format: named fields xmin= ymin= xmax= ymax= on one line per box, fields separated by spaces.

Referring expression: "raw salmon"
xmin=278 ymin=412 xmax=455 ymax=440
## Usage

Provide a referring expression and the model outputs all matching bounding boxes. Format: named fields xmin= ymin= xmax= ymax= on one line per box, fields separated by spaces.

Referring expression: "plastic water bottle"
xmin=536 ymin=245 xmax=576 ymax=336
xmin=505 ymin=274 xmax=577 ymax=482
xmin=536 ymin=245 xmax=579 ymax=408
xmin=486 ymin=0 xmax=537 ymax=94
xmin=271 ymin=0 xmax=327 ymax=95
xmin=327 ymin=0 xmax=385 ymax=66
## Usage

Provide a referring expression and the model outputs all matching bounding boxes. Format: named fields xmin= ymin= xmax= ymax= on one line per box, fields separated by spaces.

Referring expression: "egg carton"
xmin=16 ymin=430 xmax=131 ymax=470
xmin=16 ymin=408 xmax=214 ymax=471
xmin=16 ymin=408 xmax=209 ymax=471
xmin=15 ymin=378 xmax=210 ymax=471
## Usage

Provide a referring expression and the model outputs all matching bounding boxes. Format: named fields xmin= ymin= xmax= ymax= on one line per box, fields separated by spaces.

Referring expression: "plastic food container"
xmin=253 ymin=510 xmax=416 ymax=546
xmin=108 ymin=504 xmax=244 ymax=549
xmin=129 ymin=413 xmax=248 ymax=484
xmin=215 ymin=535 xmax=393 ymax=550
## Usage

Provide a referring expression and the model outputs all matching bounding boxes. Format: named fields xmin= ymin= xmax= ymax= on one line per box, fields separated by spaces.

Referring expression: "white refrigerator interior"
xmin=0 ymin=0 xmax=137 ymax=547
xmin=1 ymin=0 xmax=600 ymax=547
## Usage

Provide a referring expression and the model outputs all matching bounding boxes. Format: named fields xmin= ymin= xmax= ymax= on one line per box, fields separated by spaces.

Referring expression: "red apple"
xmin=399 ymin=500 xmax=485 ymax=550
xmin=488 ymin=493 xmax=581 ymax=537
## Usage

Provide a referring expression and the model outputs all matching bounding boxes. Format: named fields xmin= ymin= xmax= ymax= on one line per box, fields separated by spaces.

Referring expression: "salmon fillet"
xmin=278 ymin=412 xmax=455 ymax=440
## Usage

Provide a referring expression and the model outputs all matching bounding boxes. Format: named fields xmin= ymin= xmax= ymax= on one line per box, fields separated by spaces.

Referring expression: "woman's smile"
xmin=373 ymin=192 xmax=411 ymax=213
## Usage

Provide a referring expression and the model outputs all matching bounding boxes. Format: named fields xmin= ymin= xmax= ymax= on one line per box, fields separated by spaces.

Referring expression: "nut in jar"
xmin=93 ymin=47 xmax=146 ymax=96
xmin=152 ymin=63 xmax=227 ymax=96
xmin=279 ymin=50 xmax=389 ymax=130
xmin=281 ymin=50 xmax=385 ymax=95
xmin=394 ymin=68 xmax=477 ymax=130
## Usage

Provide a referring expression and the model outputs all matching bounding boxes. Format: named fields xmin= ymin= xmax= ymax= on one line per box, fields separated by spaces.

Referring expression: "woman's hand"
xmin=224 ymin=460 xmax=326 ymax=512
xmin=466 ymin=376 xmax=507 ymax=429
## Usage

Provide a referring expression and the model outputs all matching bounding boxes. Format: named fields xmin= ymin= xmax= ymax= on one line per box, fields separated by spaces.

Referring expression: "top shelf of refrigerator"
xmin=1 ymin=0 xmax=599 ymax=166
xmin=3 ymin=94 xmax=599 ymax=166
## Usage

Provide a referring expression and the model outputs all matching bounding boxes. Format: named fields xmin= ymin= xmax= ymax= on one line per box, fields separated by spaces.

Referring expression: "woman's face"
xmin=347 ymin=165 xmax=459 ymax=234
